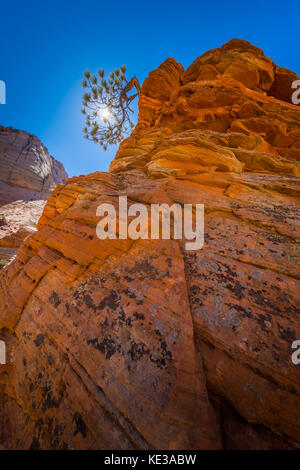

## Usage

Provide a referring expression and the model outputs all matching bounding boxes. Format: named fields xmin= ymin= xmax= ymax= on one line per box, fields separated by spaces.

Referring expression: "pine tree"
xmin=81 ymin=66 xmax=140 ymax=150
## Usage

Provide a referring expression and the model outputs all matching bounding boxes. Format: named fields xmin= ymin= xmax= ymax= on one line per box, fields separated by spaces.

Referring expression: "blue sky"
xmin=0 ymin=0 xmax=298 ymax=177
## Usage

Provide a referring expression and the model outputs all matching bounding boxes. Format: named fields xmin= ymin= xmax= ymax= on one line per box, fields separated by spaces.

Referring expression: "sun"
xmin=97 ymin=107 xmax=111 ymax=123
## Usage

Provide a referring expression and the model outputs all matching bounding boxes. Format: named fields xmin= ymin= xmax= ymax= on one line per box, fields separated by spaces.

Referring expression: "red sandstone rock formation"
xmin=0 ymin=39 xmax=299 ymax=450
xmin=0 ymin=127 xmax=68 ymax=268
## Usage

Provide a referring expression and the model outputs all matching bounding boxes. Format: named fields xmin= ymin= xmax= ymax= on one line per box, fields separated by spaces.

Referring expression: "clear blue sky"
xmin=0 ymin=0 xmax=298 ymax=177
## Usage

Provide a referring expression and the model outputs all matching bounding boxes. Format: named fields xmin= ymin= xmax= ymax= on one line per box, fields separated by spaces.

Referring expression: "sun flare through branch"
xmin=81 ymin=66 xmax=141 ymax=151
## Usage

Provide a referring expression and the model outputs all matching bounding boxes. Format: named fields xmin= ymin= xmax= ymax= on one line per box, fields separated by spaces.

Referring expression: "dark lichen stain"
xmin=127 ymin=337 xmax=173 ymax=370
xmin=49 ymin=291 xmax=61 ymax=308
xmin=83 ymin=294 xmax=97 ymax=311
xmin=34 ymin=334 xmax=45 ymax=347
xmin=110 ymin=272 xmax=121 ymax=281
xmin=128 ymin=340 xmax=150 ymax=361
xmin=133 ymin=312 xmax=145 ymax=321
xmin=123 ymin=288 xmax=143 ymax=305
xmin=41 ymin=383 xmax=59 ymax=412
xmin=45 ymin=416 xmax=53 ymax=433
xmin=225 ymin=302 xmax=252 ymax=320
xmin=47 ymin=354 xmax=54 ymax=365
xmin=54 ymin=424 xmax=63 ymax=436
xmin=29 ymin=436 xmax=41 ymax=450
xmin=249 ymin=289 xmax=268 ymax=308
xmin=98 ymin=291 xmax=120 ymax=310
xmin=160 ymin=341 xmax=172 ymax=361
xmin=278 ymin=325 xmax=296 ymax=343
xmin=257 ymin=313 xmax=272 ymax=333
xmin=224 ymin=279 xmax=244 ymax=300
xmin=35 ymin=418 xmax=44 ymax=432
xmin=185 ymin=254 xmax=246 ymax=300
xmin=118 ymin=306 xmax=132 ymax=327
xmin=87 ymin=336 xmax=120 ymax=359
xmin=189 ymin=285 xmax=204 ymax=307
xmin=126 ymin=260 xmax=159 ymax=280
xmin=73 ymin=412 xmax=87 ymax=438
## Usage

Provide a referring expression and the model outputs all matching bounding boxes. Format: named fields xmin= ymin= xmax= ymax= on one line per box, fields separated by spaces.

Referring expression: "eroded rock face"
xmin=0 ymin=127 xmax=68 ymax=268
xmin=0 ymin=39 xmax=299 ymax=450
xmin=0 ymin=126 xmax=68 ymax=205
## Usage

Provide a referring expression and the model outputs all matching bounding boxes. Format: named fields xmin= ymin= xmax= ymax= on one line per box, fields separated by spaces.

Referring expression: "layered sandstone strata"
xmin=0 ymin=126 xmax=68 ymax=268
xmin=0 ymin=126 xmax=67 ymax=205
xmin=0 ymin=39 xmax=299 ymax=450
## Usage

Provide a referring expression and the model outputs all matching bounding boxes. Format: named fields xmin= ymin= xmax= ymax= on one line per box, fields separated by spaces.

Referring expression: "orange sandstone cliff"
xmin=0 ymin=39 xmax=299 ymax=450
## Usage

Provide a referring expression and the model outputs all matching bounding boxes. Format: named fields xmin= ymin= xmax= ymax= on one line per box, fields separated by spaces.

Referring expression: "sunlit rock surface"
xmin=0 ymin=39 xmax=299 ymax=450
